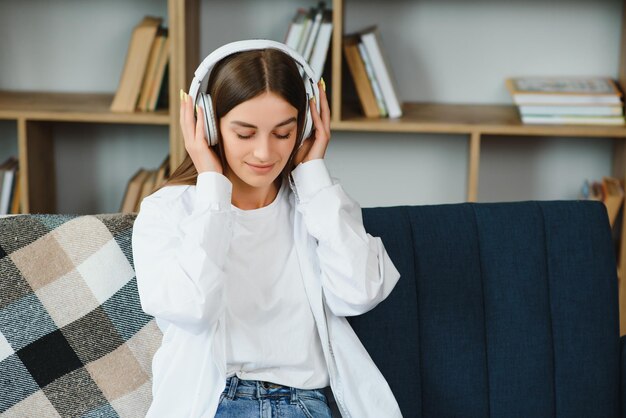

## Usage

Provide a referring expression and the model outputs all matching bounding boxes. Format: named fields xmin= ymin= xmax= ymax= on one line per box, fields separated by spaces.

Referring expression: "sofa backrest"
xmin=355 ymin=200 xmax=621 ymax=417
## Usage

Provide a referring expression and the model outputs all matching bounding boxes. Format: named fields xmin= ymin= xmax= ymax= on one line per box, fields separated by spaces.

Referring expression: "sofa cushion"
xmin=0 ymin=214 xmax=161 ymax=417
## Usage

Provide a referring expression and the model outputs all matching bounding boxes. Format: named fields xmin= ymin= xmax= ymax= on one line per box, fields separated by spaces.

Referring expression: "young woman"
xmin=132 ymin=42 xmax=402 ymax=418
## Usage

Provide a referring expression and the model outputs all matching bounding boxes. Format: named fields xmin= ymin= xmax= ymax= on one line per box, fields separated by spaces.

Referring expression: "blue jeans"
xmin=214 ymin=375 xmax=333 ymax=417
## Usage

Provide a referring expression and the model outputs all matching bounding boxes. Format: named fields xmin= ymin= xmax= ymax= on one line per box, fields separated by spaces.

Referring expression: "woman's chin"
xmin=239 ymin=172 xmax=280 ymax=189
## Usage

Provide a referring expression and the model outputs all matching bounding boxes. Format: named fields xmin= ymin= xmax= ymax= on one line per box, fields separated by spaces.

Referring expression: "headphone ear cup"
xmin=198 ymin=93 xmax=218 ymax=146
xmin=300 ymin=95 xmax=313 ymax=143
xmin=300 ymin=95 xmax=313 ymax=145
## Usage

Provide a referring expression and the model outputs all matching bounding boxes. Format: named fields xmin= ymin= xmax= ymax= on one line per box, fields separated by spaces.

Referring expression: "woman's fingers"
xmin=310 ymin=97 xmax=325 ymax=140
xmin=318 ymin=82 xmax=331 ymax=137
xmin=195 ymin=105 xmax=206 ymax=143
xmin=185 ymin=94 xmax=196 ymax=141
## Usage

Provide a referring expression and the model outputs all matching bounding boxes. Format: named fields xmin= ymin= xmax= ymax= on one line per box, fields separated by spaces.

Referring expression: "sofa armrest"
xmin=622 ymin=335 xmax=626 ymax=418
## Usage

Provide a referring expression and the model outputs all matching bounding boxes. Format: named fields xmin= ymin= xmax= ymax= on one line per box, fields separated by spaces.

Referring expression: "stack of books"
xmin=580 ymin=176 xmax=624 ymax=227
xmin=343 ymin=26 xmax=402 ymax=119
xmin=506 ymin=77 xmax=625 ymax=125
xmin=284 ymin=2 xmax=333 ymax=80
xmin=120 ymin=155 xmax=169 ymax=213
xmin=0 ymin=156 xmax=20 ymax=215
xmin=111 ymin=16 xmax=170 ymax=113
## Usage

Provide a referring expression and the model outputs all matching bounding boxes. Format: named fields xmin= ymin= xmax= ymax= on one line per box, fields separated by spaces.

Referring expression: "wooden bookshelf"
xmin=0 ymin=0 xmax=198 ymax=214
xmin=3 ymin=0 xmax=626 ymax=332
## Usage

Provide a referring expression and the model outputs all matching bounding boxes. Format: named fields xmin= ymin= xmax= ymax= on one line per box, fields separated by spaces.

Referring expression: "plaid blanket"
xmin=0 ymin=213 xmax=162 ymax=417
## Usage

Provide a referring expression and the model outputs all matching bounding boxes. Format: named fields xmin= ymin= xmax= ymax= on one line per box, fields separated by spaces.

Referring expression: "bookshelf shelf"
xmin=0 ymin=91 xmax=170 ymax=125
xmin=335 ymin=102 xmax=626 ymax=137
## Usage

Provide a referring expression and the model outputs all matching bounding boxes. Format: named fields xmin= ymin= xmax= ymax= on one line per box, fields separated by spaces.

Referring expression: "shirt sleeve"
xmin=290 ymin=159 xmax=401 ymax=317
xmin=132 ymin=172 xmax=234 ymax=334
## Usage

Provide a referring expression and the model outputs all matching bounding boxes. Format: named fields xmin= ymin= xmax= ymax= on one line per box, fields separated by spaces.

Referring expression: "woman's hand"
xmin=179 ymin=89 xmax=223 ymax=174
xmin=293 ymin=79 xmax=331 ymax=166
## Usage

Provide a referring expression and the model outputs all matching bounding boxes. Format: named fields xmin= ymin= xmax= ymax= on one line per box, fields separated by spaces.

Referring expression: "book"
xmin=343 ymin=35 xmax=380 ymax=118
xmin=602 ymin=176 xmax=624 ymax=227
xmin=521 ymin=114 xmax=625 ymax=125
xmin=296 ymin=8 xmax=315 ymax=55
xmin=358 ymin=26 xmax=402 ymax=118
xmin=138 ymin=26 xmax=167 ymax=112
xmin=0 ymin=157 xmax=18 ymax=215
xmin=519 ymin=104 xmax=623 ymax=116
xmin=10 ymin=169 xmax=20 ymax=214
xmin=358 ymin=41 xmax=388 ymax=117
xmin=135 ymin=170 xmax=158 ymax=212
xmin=302 ymin=2 xmax=326 ymax=61
xmin=153 ymin=155 xmax=170 ymax=191
xmin=285 ymin=8 xmax=308 ymax=50
xmin=308 ymin=9 xmax=332 ymax=79
xmin=146 ymin=30 xmax=170 ymax=111
xmin=111 ymin=16 xmax=163 ymax=113
xmin=120 ymin=168 xmax=152 ymax=213
xmin=506 ymin=77 xmax=623 ymax=105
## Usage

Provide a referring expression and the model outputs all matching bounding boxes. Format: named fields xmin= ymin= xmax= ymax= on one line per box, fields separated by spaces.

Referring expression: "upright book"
xmin=137 ymin=26 xmax=168 ymax=112
xmin=111 ymin=16 xmax=163 ymax=113
xmin=355 ymin=26 xmax=402 ymax=118
xmin=0 ymin=157 xmax=18 ymax=215
xmin=146 ymin=32 xmax=170 ymax=111
xmin=308 ymin=8 xmax=332 ymax=79
xmin=120 ymin=168 xmax=151 ymax=213
xmin=343 ymin=34 xmax=380 ymax=118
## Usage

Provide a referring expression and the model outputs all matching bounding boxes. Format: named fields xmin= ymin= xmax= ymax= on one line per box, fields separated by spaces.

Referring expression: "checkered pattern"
xmin=0 ymin=214 xmax=162 ymax=417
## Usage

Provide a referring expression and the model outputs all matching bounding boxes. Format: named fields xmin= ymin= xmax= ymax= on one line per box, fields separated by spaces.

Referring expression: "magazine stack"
xmin=506 ymin=77 xmax=625 ymax=125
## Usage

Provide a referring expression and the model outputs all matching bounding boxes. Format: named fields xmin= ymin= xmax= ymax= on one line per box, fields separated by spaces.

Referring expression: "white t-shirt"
xmin=223 ymin=179 xmax=330 ymax=389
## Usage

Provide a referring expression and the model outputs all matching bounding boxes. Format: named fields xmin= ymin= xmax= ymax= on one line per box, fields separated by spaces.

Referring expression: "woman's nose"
xmin=252 ymin=136 xmax=272 ymax=161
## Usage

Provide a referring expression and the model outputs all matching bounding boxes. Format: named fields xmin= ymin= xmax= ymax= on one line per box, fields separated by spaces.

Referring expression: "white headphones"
xmin=188 ymin=39 xmax=321 ymax=147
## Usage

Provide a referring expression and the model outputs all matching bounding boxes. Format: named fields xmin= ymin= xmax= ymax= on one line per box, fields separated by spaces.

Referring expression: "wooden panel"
xmin=17 ymin=119 xmax=56 ymax=214
xmin=0 ymin=91 xmax=169 ymax=125
xmin=467 ymin=132 xmax=481 ymax=202
xmin=168 ymin=0 xmax=199 ymax=171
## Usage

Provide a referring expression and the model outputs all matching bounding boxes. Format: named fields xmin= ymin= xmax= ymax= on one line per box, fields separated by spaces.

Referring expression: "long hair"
xmin=154 ymin=48 xmax=307 ymax=193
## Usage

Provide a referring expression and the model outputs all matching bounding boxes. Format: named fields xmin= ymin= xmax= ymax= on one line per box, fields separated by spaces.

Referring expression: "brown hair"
xmin=154 ymin=48 xmax=307 ymax=193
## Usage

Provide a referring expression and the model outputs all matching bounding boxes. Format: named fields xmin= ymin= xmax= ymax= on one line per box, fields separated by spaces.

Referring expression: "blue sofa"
xmin=0 ymin=200 xmax=623 ymax=417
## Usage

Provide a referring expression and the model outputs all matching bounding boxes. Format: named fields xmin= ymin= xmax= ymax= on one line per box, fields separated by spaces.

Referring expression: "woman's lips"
xmin=246 ymin=162 xmax=274 ymax=174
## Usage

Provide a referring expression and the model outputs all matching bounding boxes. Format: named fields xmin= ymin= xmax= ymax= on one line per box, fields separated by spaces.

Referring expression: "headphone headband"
xmin=189 ymin=40 xmax=319 ymax=102
xmin=188 ymin=39 xmax=321 ymax=147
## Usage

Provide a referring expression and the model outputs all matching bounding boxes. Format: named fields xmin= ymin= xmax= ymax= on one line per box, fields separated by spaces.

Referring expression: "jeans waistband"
xmin=223 ymin=375 xmax=328 ymax=404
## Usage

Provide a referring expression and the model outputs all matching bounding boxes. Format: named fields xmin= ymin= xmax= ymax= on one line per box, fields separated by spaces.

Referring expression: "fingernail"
xmin=320 ymin=77 xmax=326 ymax=92
xmin=196 ymin=104 xmax=200 ymax=114
xmin=180 ymin=89 xmax=184 ymax=102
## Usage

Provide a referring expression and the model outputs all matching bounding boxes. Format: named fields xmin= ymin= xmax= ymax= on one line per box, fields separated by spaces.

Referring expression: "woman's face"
xmin=219 ymin=91 xmax=298 ymax=190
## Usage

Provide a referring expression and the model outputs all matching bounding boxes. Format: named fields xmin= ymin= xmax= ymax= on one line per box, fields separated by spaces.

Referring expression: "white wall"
xmin=0 ymin=0 xmax=620 ymax=213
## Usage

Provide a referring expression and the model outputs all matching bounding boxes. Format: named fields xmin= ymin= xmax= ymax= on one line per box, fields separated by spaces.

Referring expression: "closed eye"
xmin=236 ymin=132 xmax=292 ymax=140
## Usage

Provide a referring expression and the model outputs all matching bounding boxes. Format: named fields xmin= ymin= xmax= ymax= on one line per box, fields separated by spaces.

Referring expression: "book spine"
xmin=360 ymin=31 xmax=402 ymax=118
xmin=358 ymin=42 xmax=387 ymax=117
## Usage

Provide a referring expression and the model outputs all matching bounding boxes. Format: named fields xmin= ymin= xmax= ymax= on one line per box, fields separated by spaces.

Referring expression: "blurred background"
xmin=0 ymin=0 xmax=620 ymax=214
